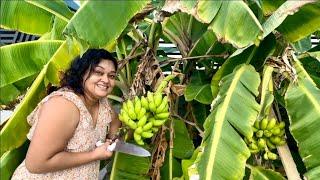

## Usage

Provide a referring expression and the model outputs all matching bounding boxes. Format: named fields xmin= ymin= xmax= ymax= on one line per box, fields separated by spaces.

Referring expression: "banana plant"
xmin=1 ymin=0 xmax=320 ymax=179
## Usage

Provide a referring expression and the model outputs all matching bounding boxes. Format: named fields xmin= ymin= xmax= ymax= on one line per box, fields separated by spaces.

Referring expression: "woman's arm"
xmin=25 ymin=96 xmax=113 ymax=174
xmin=107 ymin=106 xmax=121 ymax=140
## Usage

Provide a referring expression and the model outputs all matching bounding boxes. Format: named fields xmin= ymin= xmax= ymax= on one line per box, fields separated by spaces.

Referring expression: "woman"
xmin=12 ymin=49 xmax=121 ymax=179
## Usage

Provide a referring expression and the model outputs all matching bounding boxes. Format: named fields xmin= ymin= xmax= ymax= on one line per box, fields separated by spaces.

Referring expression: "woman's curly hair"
xmin=59 ymin=49 xmax=117 ymax=95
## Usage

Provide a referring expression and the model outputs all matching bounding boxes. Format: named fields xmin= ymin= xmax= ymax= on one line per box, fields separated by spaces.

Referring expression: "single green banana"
xmin=126 ymin=100 xmax=137 ymax=120
xmin=135 ymin=127 xmax=143 ymax=134
xmin=267 ymin=152 xmax=278 ymax=160
xmin=254 ymin=120 xmax=260 ymax=129
xmin=140 ymin=96 xmax=149 ymax=110
xmin=266 ymin=139 xmax=276 ymax=149
xmin=155 ymin=81 xmax=168 ymax=93
xmin=118 ymin=113 xmax=124 ymax=122
xmin=279 ymin=129 xmax=285 ymax=136
xmin=260 ymin=118 xmax=268 ymax=130
xmin=256 ymin=130 xmax=264 ymax=138
xmin=271 ymin=128 xmax=281 ymax=135
xmin=270 ymin=136 xmax=281 ymax=145
xmin=136 ymin=139 xmax=144 ymax=145
xmin=164 ymin=104 xmax=169 ymax=111
xmin=155 ymin=112 xmax=169 ymax=120
xmin=263 ymin=130 xmax=272 ymax=137
xmin=142 ymin=122 xmax=153 ymax=131
xmin=149 ymin=101 xmax=157 ymax=113
xmin=134 ymin=96 xmax=142 ymax=115
xmin=250 ymin=149 xmax=260 ymax=154
xmin=121 ymin=111 xmax=130 ymax=124
xmin=156 ymin=96 xmax=168 ymax=114
xmin=249 ymin=142 xmax=259 ymax=150
xmin=278 ymin=139 xmax=286 ymax=146
xmin=154 ymin=92 xmax=163 ymax=107
xmin=127 ymin=119 xmax=137 ymax=129
xmin=278 ymin=121 xmax=285 ymax=129
xmin=122 ymin=102 xmax=129 ymax=114
xmin=137 ymin=115 xmax=148 ymax=127
xmin=153 ymin=119 xmax=166 ymax=126
xmin=258 ymin=138 xmax=266 ymax=149
xmin=137 ymin=108 xmax=146 ymax=120
xmin=147 ymin=91 xmax=154 ymax=104
xmin=134 ymin=132 xmax=142 ymax=142
xmin=266 ymin=118 xmax=277 ymax=130
xmin=152 ymin=127 xmax=159 ymax=133
xmin=141 ymin=131 xmax=154 ymax=138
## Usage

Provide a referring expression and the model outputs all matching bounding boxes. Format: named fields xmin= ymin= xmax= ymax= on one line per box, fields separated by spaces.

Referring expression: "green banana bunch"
xmin=245 ymin=117 xmax=286 ymax=160
xmin=118 ymin=75 xmax=176 ymax=145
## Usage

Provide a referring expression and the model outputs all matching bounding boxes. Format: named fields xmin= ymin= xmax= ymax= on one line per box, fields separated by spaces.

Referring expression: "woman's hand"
xmin=93 ymin=140 xmax=113 ymax=160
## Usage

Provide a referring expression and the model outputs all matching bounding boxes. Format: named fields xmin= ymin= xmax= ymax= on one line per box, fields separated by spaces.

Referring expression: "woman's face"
xmin=83 ymin=59 xmax=116 ymax=99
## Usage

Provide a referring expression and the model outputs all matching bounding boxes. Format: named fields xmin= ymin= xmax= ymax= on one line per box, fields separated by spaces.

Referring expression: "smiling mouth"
xmin=97 ymin=84 xmax=109 ymax=91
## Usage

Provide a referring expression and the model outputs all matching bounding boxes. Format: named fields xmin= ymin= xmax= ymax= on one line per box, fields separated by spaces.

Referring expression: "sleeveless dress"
xmin=11 ymin=88 xmax=112 ymax=180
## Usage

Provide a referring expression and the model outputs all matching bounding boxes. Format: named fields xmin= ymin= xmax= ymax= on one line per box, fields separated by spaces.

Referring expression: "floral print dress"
xmin=11 ymin=88 xmax=112 ymax=180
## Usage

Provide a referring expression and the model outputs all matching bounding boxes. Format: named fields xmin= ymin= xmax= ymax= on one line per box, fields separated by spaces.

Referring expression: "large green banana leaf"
xmin=260 ymin=0 xmax=285 ymax=16
xmin=0 ymin=142 xmax=29 ymax=180
xmin=262 ymin=1 xmax=317 ymax=39
xmin=46 ymin=41 xmax=79 ymax=85
xmin=24 ymin=0 xmax=73 ymax=40
xmin=306 ymin=44 xmax=320 ymax=60
xmin=298 ymin=49 xmax=320 ymax=88
xmin=1 ymin=84 xmax=20 ymax=105
xmin=63 ymin=0 xmax=149 ymax=51
xmin=109 ymin=152 xmax=150 ymax=180
xmin=195 ymin=0 xmax=222 ymax=24
xmin=0 ymin=41 xmax=62 ymax=87
xmin=25 ymin=0 xmax=73 ymax=22
xmin=0 ymin=75 xmax=37 ymax=105
xmin=181 ymin=147 xmax=200 ymax=180
xmin=188 ymin=29 xmax=231 ymax=69
xmin=0 ymin=41 xmax=63 ymax=103
xmin=208 ymin=1 xmax=263 ymax=48
xmin=49 ymin=16 xmax=68 ymax=40
xmin=249 ymin=166 xmax=285 ymax=180
xmin=165 ymin=0 xmax=262 ymax=48
xmin=292 ymin=36 xmax=312 ymax=53
xmin=1 ymin=0 xmax=72 ymax=40
xmin=0 ymin=1 xmax=52 ymax=35
xmin=188 ymin=30 xmax=218 ymax=57
xmin=277 ymin=2 xmax=320 ymax=42
xmin=211 ymin=33 xmax=276 ymax=98
xmin=250 ymin=34 xmax=276 ymax=70
xmin=172 ymin=119 xmax=194 ymax=159
xmin=0 ymin=41 xmax=78 ymax=156
xmin=185 ymin=71 xmax=213 ymax=105
xmin=210 ymin=46 xmax=255 ymax=98
xmin=162 ymin=12 xmax=208 ymax=56
xmin=285 ymin=64 xmax=320 ymax=179
xmin=191 ymin=64 xmax=260 ymax=179
xmin=0 ymin=67 xmax=46 ymax=157
xmin=293 ymin=58 xmax=317 ymax=86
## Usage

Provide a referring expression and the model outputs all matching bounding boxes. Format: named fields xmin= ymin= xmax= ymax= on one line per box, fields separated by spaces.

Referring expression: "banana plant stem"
xmin=169 ymin=118 xmax=173 ymax=180
xmin=272 ymin=106 xmax=300 ymax=180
